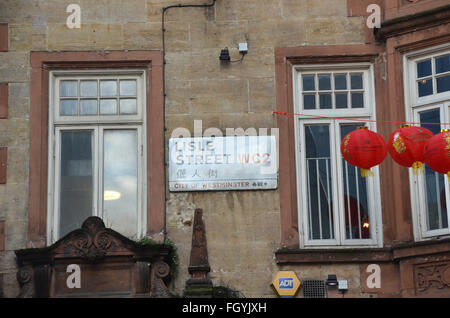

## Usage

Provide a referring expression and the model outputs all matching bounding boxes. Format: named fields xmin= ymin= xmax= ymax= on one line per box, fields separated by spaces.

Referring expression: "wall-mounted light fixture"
xmin=220 ymin=42 xmax=248 ymax=63
xmin=219 ymin=48 xmax=231 ymax=62
xmin=326 ymin=274 xmax=338 ymax=286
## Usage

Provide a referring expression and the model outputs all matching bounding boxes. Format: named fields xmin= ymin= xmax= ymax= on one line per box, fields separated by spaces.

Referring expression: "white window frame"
xmin=47 ymin=70 xmax=147 ymax=244
xmin=293 ymin=63 xmax=383 ymax=248
xmin=405 ymin=44 xmax=450 ymax=108
xmin=404 ymin=43 xmax=450 ymax=241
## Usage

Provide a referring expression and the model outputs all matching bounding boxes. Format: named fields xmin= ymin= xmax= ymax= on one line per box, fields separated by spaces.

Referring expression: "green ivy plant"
xmin=136 ymin=236 xmax=179 ymax=281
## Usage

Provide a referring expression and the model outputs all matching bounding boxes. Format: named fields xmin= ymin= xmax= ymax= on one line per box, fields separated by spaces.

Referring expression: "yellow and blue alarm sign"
xmin=272 ymin=271 xmax=301 ymax=298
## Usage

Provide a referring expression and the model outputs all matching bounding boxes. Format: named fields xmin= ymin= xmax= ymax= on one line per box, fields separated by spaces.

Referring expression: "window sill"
xmin=275 ymin=237 xmax=450 ymax=264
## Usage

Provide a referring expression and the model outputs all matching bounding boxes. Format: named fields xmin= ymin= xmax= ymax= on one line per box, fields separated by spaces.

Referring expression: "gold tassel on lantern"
xmin=411 ymin=161 xmax=424 ymax=175
xmin=447 ymin=172 xmax=450 ymax=182
xmin=360 ymin=168 xmax=375 ymax=177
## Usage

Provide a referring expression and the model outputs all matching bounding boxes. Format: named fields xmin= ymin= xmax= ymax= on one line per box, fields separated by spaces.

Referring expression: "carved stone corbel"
xmin=17 ymin=265 xmax=33 ymax=298
xmin=149 ymin=260 xmax=171 ymax=298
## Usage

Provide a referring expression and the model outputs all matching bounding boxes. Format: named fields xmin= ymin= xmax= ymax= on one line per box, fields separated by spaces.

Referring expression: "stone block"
xmin=7 ymin=83 xmax=29 ymax=120
xmin=248 ymin=18 xmax=307 ymax=48
xmin=5 ymin=146 xmax=28 ymax=184
xmin=305 ymin=16 xmax=365 ymax=45
xmin=215 ymin=0 xmax=282 ymax=22
xmin=123 ymin=22 xmax=162 ymax=49
xmin=4 ymin=219 xmax=27 ymax=250
xmin=190 ymin=20 xmax=248 ymax=50
xmin=81 ymin=0 xmax=147 ymax=24
xmin=0 ymin=52 xmax=29 ymax=82
xmin=249 ymin=78 xmax=276 ymax=112
xmin=48 ymin=23 xmax=123 ymax=50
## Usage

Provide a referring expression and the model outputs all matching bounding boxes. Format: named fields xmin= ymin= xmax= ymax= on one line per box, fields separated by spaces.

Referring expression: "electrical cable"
xmin=230 ymin=53 xmax=246 ymax=63
xmin=161 ymin=0 xmax=218 ymax=244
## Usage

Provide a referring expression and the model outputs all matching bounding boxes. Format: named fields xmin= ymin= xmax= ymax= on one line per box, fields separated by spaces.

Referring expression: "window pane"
xmin=100 ymin=99 xmax=117 ymax=115
xmin=340 ymin=124 xmax=371 ymax=240
xmin=334 ymin=74 xmax=347 ymax=90
xmin=335 ymin=93 xmax=348 ymax=109
xmin=319 ymin=94 xmax=332 ymax=109
xmin=302 ymin=75 xmax=315 ymax=91
xmin=303 ymin=94 xmax=316 ymax=109
xmin=350 ymin=74 xmax=363 ymax=89
xmin=100 ymin=80 xmax=117 ymax=97
xmin=120 ymin=99 xmax=137 ymax=115
xmin=120 ymin=80 xmax=137 ymax=96
xmin=103 ymin=130 xmax=138 ymax=239
xmin=420 ymin=108 xmax=441 ymax=134
xmin=420 ymin=109 xmax=448 ymax=231
xmin=305 ymin=125 xmax=334 ymax=240
xmin=418 ymin=78 xmax=433 ymax=97
xmin=435 ymin=55 xmax=450 ymax=74
xmin=318 ymin=75 xmax=331 ymax=91
xmin=417 ymin=59 xmax=432 ymax=78
xmin=436 ymin=75 xmax=450 ymax=94
xmin=351 ymin=93 xmax=364 ymax=108
xmin=59 ymin=131 xmax=93 ymax=238
xmin=80 ymin=80 xmax=98 ymax=97
xmin=60 ymin=100 xmax=78 ymax=116
xmin=60 ymin=81 xmax=78 ymax=97
xmin=80 ymin=100 xmax=98 ymax=115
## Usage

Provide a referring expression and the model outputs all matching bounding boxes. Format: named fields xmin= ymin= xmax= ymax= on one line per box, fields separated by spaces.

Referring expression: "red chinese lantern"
xmin=423 ymin=129 xmax=450 ymax=181
xmin=341 ymin=126 xmax=387 ymax=177
xmin=387 ymin=125 xmax=433 ymax=175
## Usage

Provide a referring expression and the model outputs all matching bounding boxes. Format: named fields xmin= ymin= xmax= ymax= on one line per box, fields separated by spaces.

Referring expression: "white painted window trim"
xmin=293 ymin=63 xmax=383 ymax=248
xmin=405 ymin=43 xmax=450 ymax=108
xmin=404 ymin=43 xmax=450 ymax=242
xmin=47 ymin=70 xmax=147 ymax=244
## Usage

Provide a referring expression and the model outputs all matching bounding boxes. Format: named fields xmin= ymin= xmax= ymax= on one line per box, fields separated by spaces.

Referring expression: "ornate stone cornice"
xmin=375 ymin=4 xmax=450 ymax=41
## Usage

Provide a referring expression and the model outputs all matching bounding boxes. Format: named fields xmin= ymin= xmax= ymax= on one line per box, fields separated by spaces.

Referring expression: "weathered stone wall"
xmin=0 ymin=0 xmax=366 ymax=298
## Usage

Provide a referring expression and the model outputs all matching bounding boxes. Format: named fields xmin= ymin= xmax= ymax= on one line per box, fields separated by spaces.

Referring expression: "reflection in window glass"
xmin=335 ymin=93 xmax=348 ymax=109
xmin=80 ymin=81 xmax=98 ymax=97
xmin=304 ymin=94 xmax=316 ymax=109
xmin=350 ymin=74 xmax=363 ymax=90
xmin=417 ymin=59 xmax=432 ymax=78
xmin=319 ymin=94 xmax=332 ymax=109
xmin=303 ymin=75 xmax=315 ymax=91
xmin=436 ymin=55 xmax=450 ymax=74
xmin=60 ymin=81 xmax=78 ymax=97
xmin=100 ymin=80 xmax=117 ymax=97
xmin=301 ymin=71 xmax=366 ymax=110
xmin=120 ymin=80 xmax=137 ymax=96
xmin=59 ymin=131 xmax=93 ymax=238
xmin=100 ymin=99 xmax=117 ymax=115
xmin=437 ymin=75 xmax=450 ymax=94
xmin=351 ymin=93 xmax=364 ymax=108
xmin=120 ymin=99 xmax=137 ymax=115
xmin=103 ymin=130 xmax=138 ymax=239
xmin=80 ymin=100 xmax=98 ymax=115
xmin=420 ymin=109 xmax=448 ymax=231
xmin=305 ymin=125 xmax=334 ymax=240
xmin=340 ymin=125 xmax=371 ymax=240
xmin=318 ymin=75 xmax=331 ymax=91
xmin=60 ymin=100 xmax=78 ymax=116
xmin=334 ymin=74 xmax=347 ymax=90
xmin=418 ymin=78 xmax=433 ymax=97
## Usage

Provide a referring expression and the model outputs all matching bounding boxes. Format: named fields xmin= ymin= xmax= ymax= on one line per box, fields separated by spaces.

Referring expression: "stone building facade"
xmin=0 ymin=0 xmax=450 ymax=298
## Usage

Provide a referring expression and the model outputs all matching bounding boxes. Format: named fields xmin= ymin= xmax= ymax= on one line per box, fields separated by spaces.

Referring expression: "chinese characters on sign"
xmin=169 ymin=136 xmax=278 ymax=191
